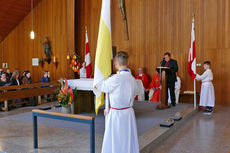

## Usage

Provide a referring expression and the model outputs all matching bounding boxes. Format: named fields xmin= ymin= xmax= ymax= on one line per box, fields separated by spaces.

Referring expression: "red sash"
xmin=109 ymin=107 xmax=130 ymax=110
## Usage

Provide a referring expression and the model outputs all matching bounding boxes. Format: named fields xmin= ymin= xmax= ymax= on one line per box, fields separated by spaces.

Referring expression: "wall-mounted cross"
xmin=118 ymin=0 xmax=129 ymax=40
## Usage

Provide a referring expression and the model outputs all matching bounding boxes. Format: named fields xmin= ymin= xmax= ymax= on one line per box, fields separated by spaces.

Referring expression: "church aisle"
xmin=152 ymin=106 xmax=230 ymax=153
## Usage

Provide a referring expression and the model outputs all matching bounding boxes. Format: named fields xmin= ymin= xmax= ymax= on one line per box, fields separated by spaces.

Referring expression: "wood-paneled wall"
xmin=0 ymin=0 xmax=75 ymax=82
xmin=75 ymin=0 xmax=230 ymax=106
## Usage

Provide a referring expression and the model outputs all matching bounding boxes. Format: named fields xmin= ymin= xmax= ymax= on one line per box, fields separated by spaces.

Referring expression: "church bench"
xmin=0 ymin=82 xmax=60 ymax=111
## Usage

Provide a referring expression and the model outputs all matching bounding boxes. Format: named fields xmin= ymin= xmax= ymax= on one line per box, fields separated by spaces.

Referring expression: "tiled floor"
xmin=152 ymin=106 xmax=230 ymax=153
xmin=1 ymin=104 xmax=230 ymax=153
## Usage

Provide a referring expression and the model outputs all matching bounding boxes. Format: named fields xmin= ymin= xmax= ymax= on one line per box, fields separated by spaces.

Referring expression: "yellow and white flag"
xmin=93 ymin=0 xmax=112 ymax=115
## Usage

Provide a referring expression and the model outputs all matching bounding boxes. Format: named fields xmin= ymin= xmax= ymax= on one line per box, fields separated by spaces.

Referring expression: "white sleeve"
xmin=175 ymin=77 xmax=181 ymax=89
xmin=96 ymin=75 xmax=119 ymax=94
xmin=196 ymin=71 xmax=208 ymax=81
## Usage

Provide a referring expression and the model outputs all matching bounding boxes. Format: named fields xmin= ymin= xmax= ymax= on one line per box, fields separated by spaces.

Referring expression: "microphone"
xmin=160 ymin=57 xmax=165 ymax=66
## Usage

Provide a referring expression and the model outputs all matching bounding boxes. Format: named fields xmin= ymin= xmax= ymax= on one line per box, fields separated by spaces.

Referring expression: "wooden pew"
xmin=0 ymin=82 xmax=60 ymax=111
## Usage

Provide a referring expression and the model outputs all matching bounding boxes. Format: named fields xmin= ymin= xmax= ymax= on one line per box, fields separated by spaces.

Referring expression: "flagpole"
xmin=105 ymin=93 xmax=109 ymax=127
xmin=194 ymin=79 xmax=196 ymax=109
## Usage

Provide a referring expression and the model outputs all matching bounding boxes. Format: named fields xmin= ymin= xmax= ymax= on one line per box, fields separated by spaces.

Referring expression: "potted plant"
xmin=57 ymin=78 xmax=77 ymax=113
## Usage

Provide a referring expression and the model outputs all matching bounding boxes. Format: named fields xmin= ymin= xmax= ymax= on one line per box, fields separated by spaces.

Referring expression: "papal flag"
xmin=93 ymin=0 xmax=112 ymax=115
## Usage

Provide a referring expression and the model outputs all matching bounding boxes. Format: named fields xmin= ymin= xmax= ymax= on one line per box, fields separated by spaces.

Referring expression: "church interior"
xmin=0 ymin=0 xmax=230 ymax=153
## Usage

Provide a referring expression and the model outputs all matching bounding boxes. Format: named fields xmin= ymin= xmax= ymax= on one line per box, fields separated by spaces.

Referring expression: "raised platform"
xmin=0 ymin=101 xmax=197 ymax=153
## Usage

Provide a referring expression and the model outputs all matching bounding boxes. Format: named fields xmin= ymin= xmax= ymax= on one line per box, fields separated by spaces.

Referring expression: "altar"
xmin=67 ymin=78 xmax=145 ymax=114
xmin=67 ymin=79 xmax=95 ymax=114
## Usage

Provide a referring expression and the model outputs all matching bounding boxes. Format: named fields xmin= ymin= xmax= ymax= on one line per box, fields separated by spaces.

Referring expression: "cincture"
xmin=109 ymin=107 xmax=131 ymax=110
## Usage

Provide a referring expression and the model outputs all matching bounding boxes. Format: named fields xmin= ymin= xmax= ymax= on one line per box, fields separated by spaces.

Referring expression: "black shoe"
xmin=203 ymin=110 xmax=213 ymax=115
xmin=172 ymin=104 xmax=176 ymax=107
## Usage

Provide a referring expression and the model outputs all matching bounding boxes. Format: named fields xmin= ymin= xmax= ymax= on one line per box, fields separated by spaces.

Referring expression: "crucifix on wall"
xmin=118 ymin=0 xmax=129 ymax=40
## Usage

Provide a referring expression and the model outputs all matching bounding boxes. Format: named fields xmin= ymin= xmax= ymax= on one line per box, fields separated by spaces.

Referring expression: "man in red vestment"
xmin=135 ymin=67 xmax=149 ymax=100
xmin=148 ymin=69 xmax=161 ymax=102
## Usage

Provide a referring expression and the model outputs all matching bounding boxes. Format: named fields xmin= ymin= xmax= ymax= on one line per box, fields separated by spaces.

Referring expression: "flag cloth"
xmin=188 ymin=18 xmax=196 ymax=81
xmin=85 ymin=28 xmax=92 ymax=78
xmin=93 ymin=0 xmax=112 ymax=114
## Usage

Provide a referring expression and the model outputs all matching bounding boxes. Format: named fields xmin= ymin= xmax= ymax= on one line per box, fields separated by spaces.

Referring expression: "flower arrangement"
xmin=58 ymin=79 xmax=77 ymax=108
xmin=39 ymin=58 xmax=45 ymax=68
xmin=67 ymin=54 xmax=81 ymax=74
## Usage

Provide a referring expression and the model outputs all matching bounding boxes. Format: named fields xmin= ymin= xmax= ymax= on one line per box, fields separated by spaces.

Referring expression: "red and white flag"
xmin=85 ymin=28 xmax=92 ymax=78
xmin=188 ymin=18 xmax=196 ymax=81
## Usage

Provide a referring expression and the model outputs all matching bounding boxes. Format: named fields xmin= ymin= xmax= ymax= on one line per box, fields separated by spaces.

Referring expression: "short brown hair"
xmin=204 ymin=61 xmax=211 ymax=66
xmin=115 ymin=51 xmax=129 ymax=66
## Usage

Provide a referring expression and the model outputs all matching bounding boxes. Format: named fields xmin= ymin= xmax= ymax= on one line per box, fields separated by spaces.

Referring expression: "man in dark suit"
xmin=161 ymin=52 xmax=178 ymax=107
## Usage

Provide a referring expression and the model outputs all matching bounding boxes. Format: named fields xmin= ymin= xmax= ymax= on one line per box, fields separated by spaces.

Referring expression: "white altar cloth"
xmin=67 ymin=78 xmax=94 ymax=91
xmin=67 ymin=79 xmax=144 ymax=101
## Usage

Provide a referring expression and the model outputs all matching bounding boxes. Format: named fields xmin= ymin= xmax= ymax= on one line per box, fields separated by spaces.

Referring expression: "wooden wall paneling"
xmin=0 ymin=0 xmax=75 ymax=82
xmin=75 ymin=0 xmax=230 ymax=105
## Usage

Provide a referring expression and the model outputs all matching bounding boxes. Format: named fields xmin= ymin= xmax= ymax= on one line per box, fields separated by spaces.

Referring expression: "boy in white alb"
xmin=196 ymin=61 xmax=215 ymax=114
xmin=80 ymin=62 xmax=87 ymax=78
xmin=168 ymin=75 xmax=181 ymax=104
xmin=96 ymin=51 xmax=139 ymax=153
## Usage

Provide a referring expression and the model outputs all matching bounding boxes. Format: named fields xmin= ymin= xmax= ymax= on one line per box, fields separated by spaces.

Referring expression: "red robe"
xmin=135 ymin=73 xmax=149 ymax=89
xmin=148 ymin=74 xmax=161 ymax=102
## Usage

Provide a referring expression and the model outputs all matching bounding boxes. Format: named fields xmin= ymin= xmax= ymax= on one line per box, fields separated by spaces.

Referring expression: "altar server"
xmin=168 ymin=75 xmax=181 ymax=104
xmin=148 ymin=69 xmax=161 ymax=102
xmin=196 ymin=61 xmax=215 ymax=114
xmin=135 ymin=67 xmax=149 ymax=100
xmin=96 ymin=51 xmax=139 ymax=153
xmin=80 ymin=62 xmax=87 ymax=78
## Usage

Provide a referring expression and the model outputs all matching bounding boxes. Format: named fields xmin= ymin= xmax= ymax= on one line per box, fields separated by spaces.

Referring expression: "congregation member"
xmin=20 ymin=71 xmax=26 ymax=81
xmin=0 ymin=69 xmax=3 ymax=75
xmin=41 ymin=71 xmax=50 ymax=83
xmin=96 ymin=51 xmax=139 ymax=153
xmin=135 ymin=67 xmax=149 ymax=100
xmin=148 ymin=69 xmax=161 ymax=102
xmin=80 ymin=62 xmax=87 ymax=78
xmin=160 ymin=52 xmax=178 ymax=107
xmin=10 ymin=70 xmax=21 ymax=86
xmin=196 ymin=61 xmax=215 ymax=114
xmin=22 ymin=71 xmax=32 ymax=85
xmin=0 ymin=72 xmax=11 ymax=86
xmin=6 ymin=69 xmax=12 ymax=81
xmin=22 ymin=71 xmax=36 ymax=106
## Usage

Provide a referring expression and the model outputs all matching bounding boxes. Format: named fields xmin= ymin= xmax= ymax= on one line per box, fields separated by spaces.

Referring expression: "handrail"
xmin=32 ymin=109 xmax=95 ymax=153
xmin=32 ymin=109 xmax=95 ymax=120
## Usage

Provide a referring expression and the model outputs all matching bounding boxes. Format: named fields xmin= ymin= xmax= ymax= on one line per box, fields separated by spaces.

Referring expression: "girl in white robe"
xmin=196 ymin=61 xmax=215 ymax=114
xmin=96 ymin=51 xmax=139 ymax=153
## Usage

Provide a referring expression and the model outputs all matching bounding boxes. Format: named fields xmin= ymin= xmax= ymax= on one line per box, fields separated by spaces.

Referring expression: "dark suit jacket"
xmin=161 ymin=59 xmax=178 ymax=83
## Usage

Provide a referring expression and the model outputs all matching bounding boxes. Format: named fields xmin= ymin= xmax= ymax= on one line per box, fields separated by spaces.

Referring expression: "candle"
xmin=53 ymin=56 xmax=56 ymax=63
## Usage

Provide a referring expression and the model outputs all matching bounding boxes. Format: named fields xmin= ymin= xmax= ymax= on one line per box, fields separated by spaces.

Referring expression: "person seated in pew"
xmin=20 ymin=71 xmax=26 ymax=81
xmin=41 ymin=71 xmax=51 ymax=101
xmin=6 ymin=69 xmax=12 ymax=81
xmin=135 ymin=67 xmax=149 ymax=100
xmin=41 ymin=71 xmax=50 ymax=83
xmin=22 ymin=71 xmax=32 ymax=85
xmin=9 ymin=70 xmax=22 ymax=106
xmin=0 ymin=72 xmax=11 ymax=86
xmin=0 ymin=69 xmax=3 ymax=75
xmin=10 ymin=70 xmax=21 ymax=86
xmin=147 ymin=69 xmax=161 ymax=102
xmin=22 ymin=71 xmax=37 ymax=106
